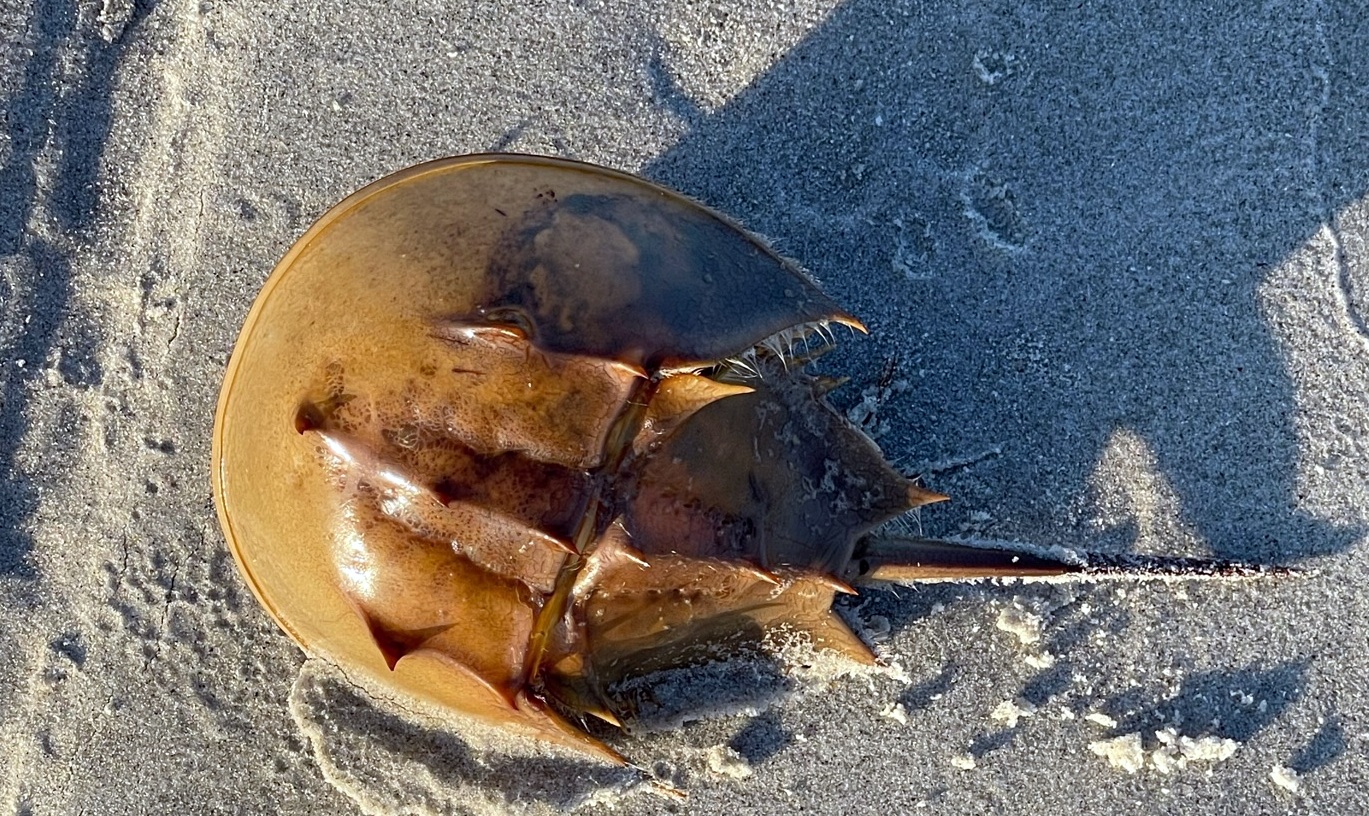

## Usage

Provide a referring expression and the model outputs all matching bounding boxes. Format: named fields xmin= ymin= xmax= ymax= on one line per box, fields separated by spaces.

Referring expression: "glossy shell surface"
xmin=211 ymin=154 xmax=955 ymax=761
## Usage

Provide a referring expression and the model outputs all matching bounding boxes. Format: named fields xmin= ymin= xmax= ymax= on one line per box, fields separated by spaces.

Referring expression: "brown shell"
xmin=211 ymin=154 xmax=1069 ymax=764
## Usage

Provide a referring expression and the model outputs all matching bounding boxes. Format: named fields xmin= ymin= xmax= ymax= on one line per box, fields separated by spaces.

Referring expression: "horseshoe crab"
xmin=211 ymin=154 xmax=1259 ymax=764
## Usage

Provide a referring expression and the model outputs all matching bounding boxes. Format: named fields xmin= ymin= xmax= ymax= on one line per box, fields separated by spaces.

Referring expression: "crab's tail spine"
xmin=848 ymin=535 xmax=1296 ymax=584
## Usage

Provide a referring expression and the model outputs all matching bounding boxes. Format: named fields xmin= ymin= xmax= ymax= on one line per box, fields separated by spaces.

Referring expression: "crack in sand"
xmin=166 ymin=310 xmax=182 ymax=351
xmin=143 ymin=553 xmax=181 ymax=672
xmin=1327 ymin=211 xmax=1369 ymax=348
xmin=919 ymin=445 xmax=1003 ymax=476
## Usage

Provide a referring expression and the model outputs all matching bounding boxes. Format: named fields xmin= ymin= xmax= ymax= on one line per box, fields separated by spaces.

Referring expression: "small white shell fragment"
xmin=1269 ymin=765 xmax=1303 ymax=795
xmin=1024 ymin=651 xmax=1056 ymax=669
xmin=1088 ymin=733 xmax=1145 ymax=773
xmin=1158 ymin=728 xmax=1239 ymax=764
xmin=880 ymin=701 xmax=909 ymax=725
xmin=995 ymin=606 xmax=1043 ymax=645
xmin=1091 ymin=728 xmax=1239 ymax=775
xmin=705 ymin=745 xmax=753 ymax=780
xmin=1084 ymin=712 xmax=1118 ymax=728
xmin=950 ymin=753 xmax=977 ymax=771
xmin=1150 ymin=741 xmax=1181 ymax=775
xmin=990 ymin=699 xmax=1038 ymax=728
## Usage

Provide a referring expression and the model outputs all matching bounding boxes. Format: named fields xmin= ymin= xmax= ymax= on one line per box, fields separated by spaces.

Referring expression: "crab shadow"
xmin=298 ymin=655 xmax=811 ymax=804
xmin=645 ymin=0 xmax=1368 ymax=568
xmin=294 ymin=666 xmax=642 ymax=812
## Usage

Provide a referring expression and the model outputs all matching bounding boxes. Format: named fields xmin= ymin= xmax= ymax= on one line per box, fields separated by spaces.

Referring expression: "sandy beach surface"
xmin=3 ymin=1 xmax=1367 ymax=813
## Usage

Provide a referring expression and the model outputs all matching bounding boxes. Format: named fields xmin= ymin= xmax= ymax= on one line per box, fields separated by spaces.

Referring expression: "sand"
xmin=2 ymin=0 xmax=1367 ymax=813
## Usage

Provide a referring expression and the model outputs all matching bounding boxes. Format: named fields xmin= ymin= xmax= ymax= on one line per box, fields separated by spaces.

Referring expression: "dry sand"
xmin=2 ymin=1 xmax=1367 ymax=813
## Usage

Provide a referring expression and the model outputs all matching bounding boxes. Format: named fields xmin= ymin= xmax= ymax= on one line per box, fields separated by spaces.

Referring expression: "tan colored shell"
xmin=212 ymin=154 xmax=1073 ymax=764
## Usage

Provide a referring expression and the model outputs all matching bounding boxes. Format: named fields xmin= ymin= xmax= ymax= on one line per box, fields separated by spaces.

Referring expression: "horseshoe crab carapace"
xmin=210 ymin=154 xmax=1256 ymax=764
